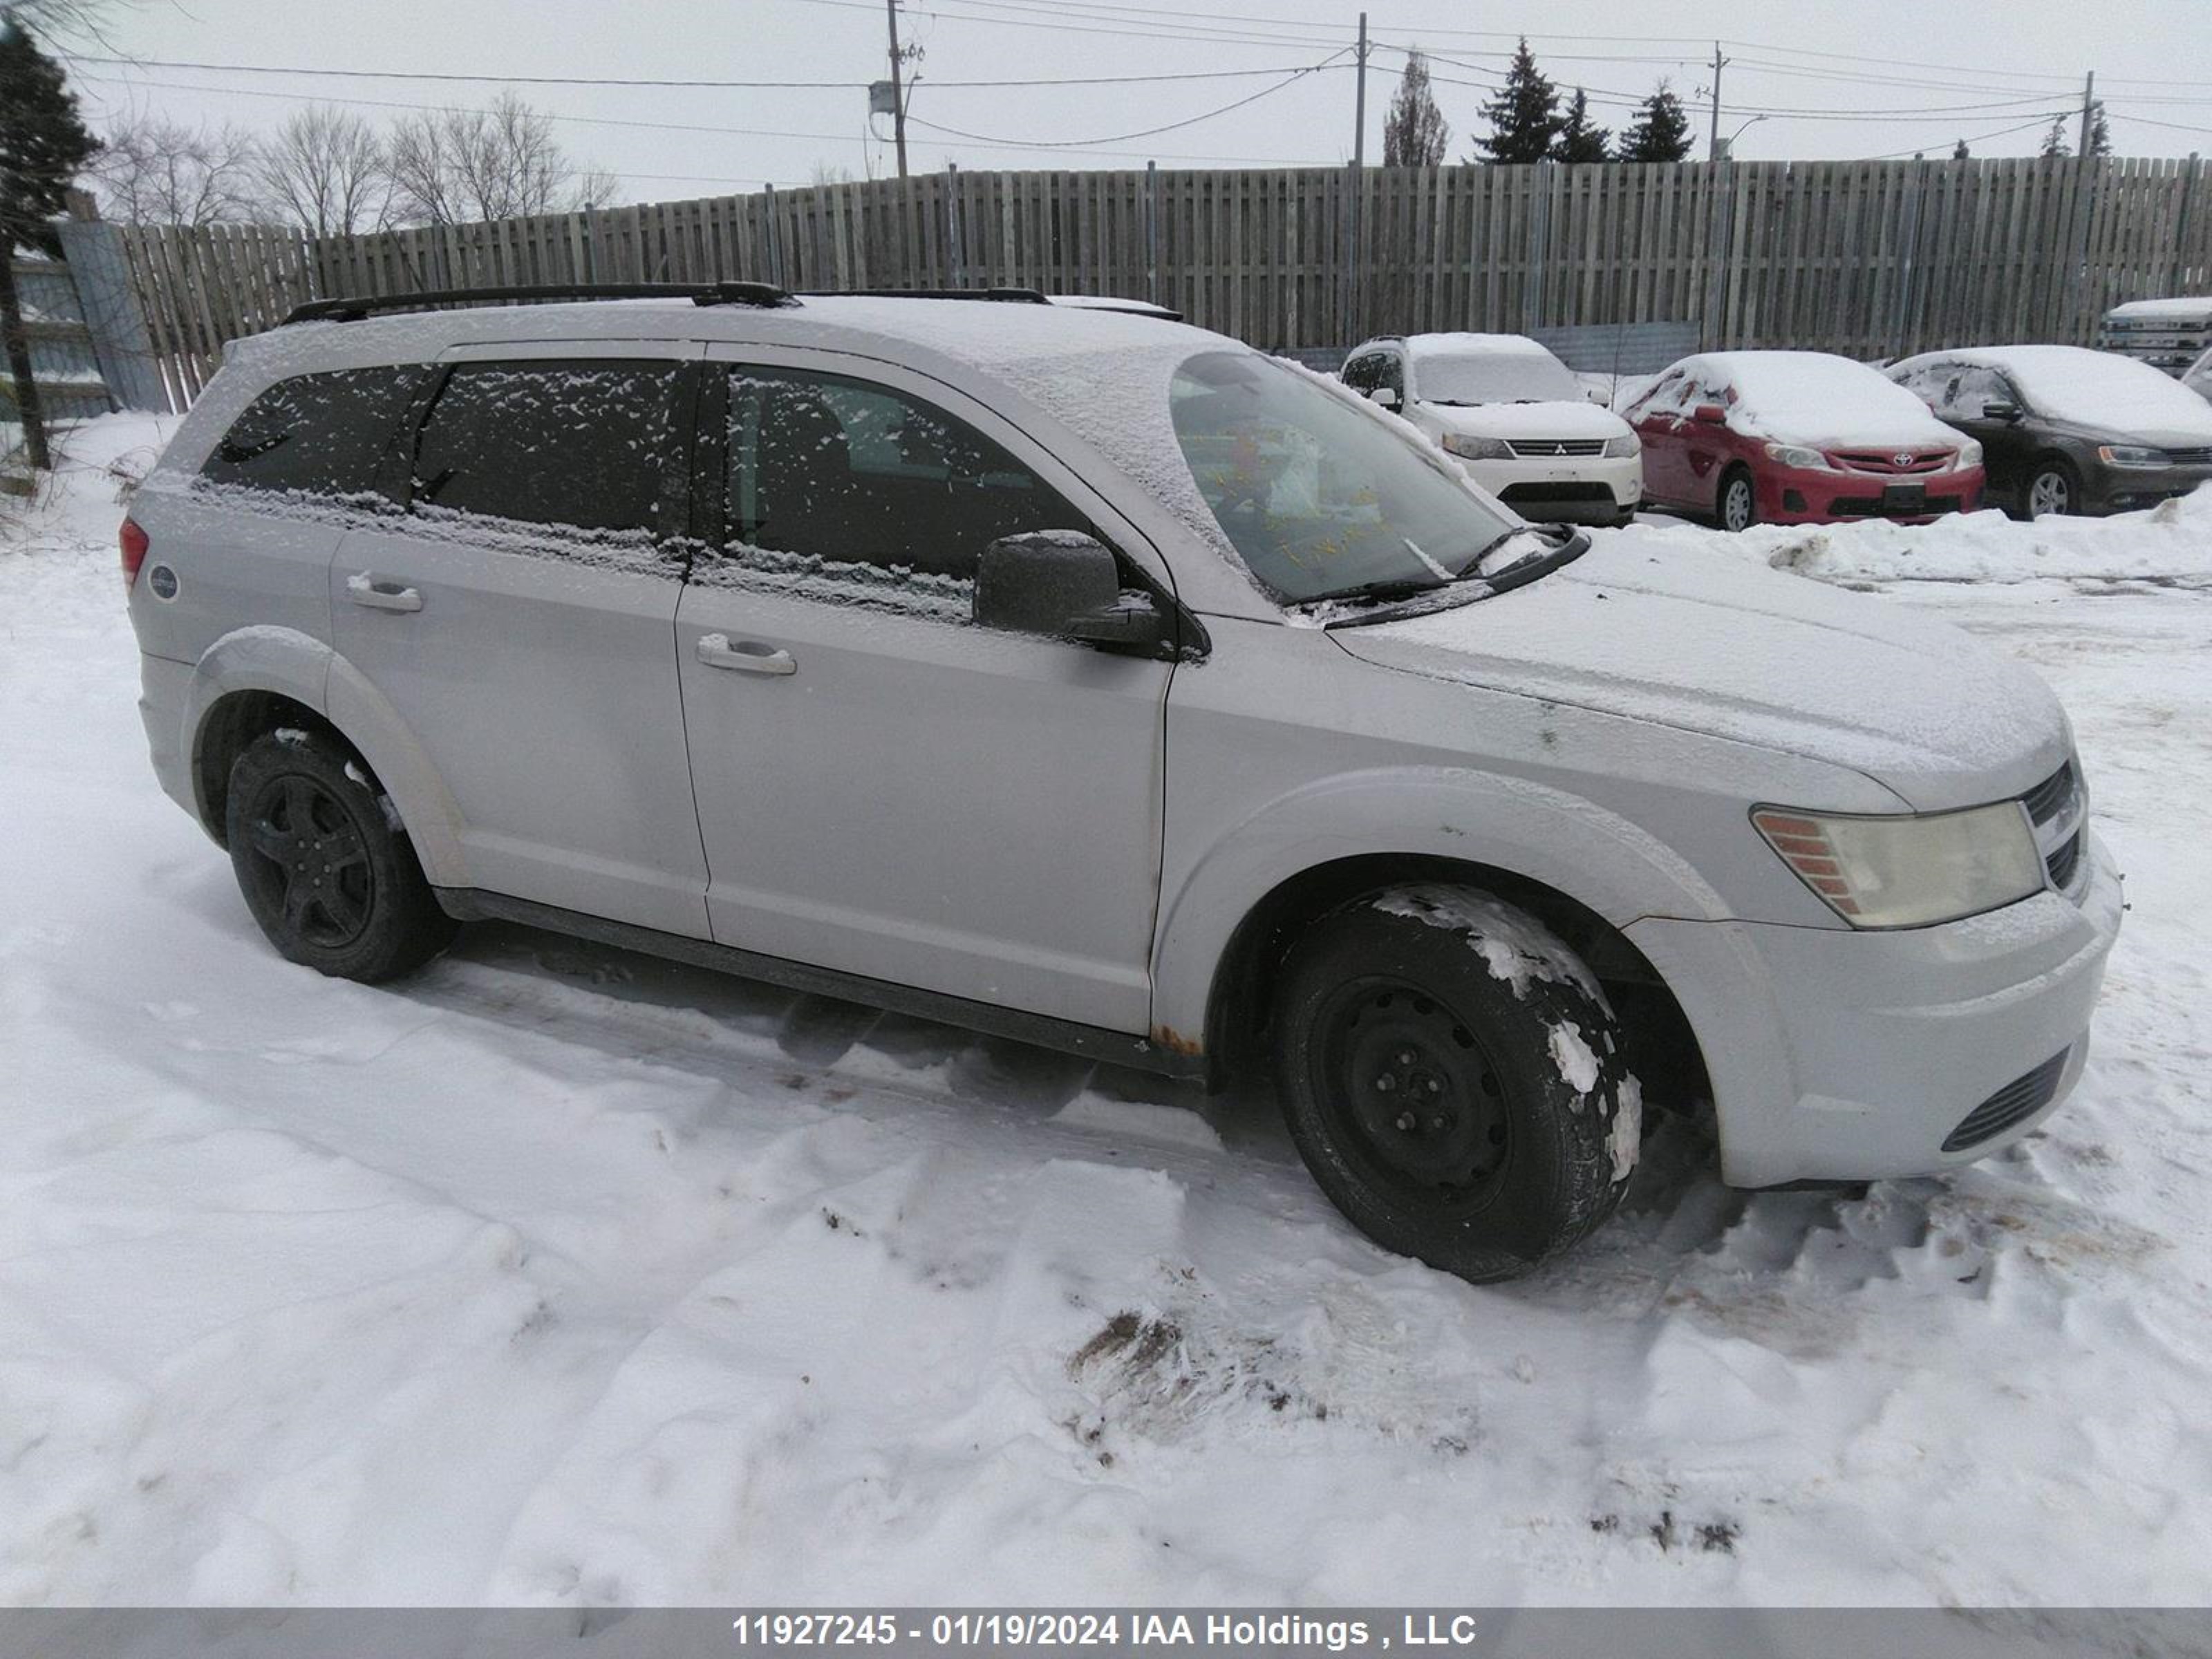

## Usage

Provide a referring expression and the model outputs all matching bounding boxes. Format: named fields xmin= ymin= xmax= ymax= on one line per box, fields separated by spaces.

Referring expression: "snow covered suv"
xmin=1341 ymin=332 xmax=1641 ymax=525
xmin=123 ymin=284 xmax=2122 ymax=1281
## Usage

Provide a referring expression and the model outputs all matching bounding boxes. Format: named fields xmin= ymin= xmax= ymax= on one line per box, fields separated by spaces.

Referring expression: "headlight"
xmin=1761 ymin=442 xmax=1828 ymax=469
xmin=1751 ymin=803 xmax=2045 ymax=929
xmin=2098 ymin=444 xmax=2169 ymax=469
xmin=1953 ymin=440 xmax=1983 ymax=469
xmin=1441 ymin=433 xmax=1514 ymax=461
xmin=1603 ymin=432 xmax=1640 ymax=458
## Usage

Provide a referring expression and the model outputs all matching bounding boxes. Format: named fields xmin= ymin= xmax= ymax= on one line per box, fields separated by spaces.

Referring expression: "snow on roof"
xmin=1403 ymin=332 xmax=1555 ymax=357
xmin=1896 ymin=344 xmax=2212 ymax=439
xmin=1689 ymin=350 xmax=1963 ymax=449
xmin=1044 ymin=294 xmax=1181 ymax=318
xmin=2104 ymin=296 xmax=2212 ymax=322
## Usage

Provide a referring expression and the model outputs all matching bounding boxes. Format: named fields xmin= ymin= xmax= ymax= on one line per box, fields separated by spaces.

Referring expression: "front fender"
xmin=186 ymin=626 xmax=469 ymax=888
xmin=1149 ymin=765 xmax=1735 ymax=1043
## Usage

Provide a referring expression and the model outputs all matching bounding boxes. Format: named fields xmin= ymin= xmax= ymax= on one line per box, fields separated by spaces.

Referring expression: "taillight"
xmin=120 ymin=517 xmax=149 ymax=590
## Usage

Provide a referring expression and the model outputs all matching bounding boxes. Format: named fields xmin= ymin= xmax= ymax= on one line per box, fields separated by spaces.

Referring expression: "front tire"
xmin=225 ymin=729 xmax=456 ymax=983
xmin=2025 ymin=460 xmax=2076 ymax=519
xmin=1272 ymin=885 xmax=1642 ymax=1281
xmin=1717 ymin=467 xmax=1757 ymax=532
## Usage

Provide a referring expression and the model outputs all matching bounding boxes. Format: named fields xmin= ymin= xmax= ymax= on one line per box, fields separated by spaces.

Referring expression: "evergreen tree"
xmin=1473 ymin=39 xmax=1563 ymax=165
xmin=1951 ymin=138 xmax=1971 ymax=160
xmin=2040 ymin=116 xmax=2071 ymax=158
xmin=1618 ymin=79 xmax=1694 ymax=163
xmin=1382 ymin=48 xmax=1450 ymax=167
xmin=0 ymin=13 xmax=100 ymax=474
xmin=1553 ymin=88 xmax=1611 ymax=163
xmin=2088 ymin=106 xmax=2112 ymax=156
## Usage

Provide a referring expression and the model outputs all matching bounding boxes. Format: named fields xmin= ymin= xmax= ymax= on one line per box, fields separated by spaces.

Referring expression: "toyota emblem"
xmin=1894 ymin=452 xmax=1914 ymax=466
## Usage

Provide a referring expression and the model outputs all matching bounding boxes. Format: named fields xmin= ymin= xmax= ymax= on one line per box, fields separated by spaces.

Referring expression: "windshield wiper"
xmin=1305 ymin=577 xmax=1444 ymax=607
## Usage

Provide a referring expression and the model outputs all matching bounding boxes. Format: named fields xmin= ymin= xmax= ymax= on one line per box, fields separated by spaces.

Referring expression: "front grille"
xmin=1831 ymin=494 xmax=1964 ymax=517
xmin=1832 ymin=450 xmax=1951 ymax=474
xmin=1942 ymin=1049 xmax=2071 ymax=1152
xmin=2167 ymin=446 xmax=2212 ymax=465
xmin=1498 ymin=480 xmax=1616 ymax=505
xmin=2045 ymin=830 xmax=2083 ymax=890
xmin=2021 ymin=760 xmax=2077 ymax=825
xmin=1505 ymin=438 xmax=1607 ymax=458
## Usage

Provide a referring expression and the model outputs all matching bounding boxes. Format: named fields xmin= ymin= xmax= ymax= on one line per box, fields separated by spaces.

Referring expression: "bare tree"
xmin=1 ymin=0 xmax=131 ymax=50
xmin=88 ymin=112 xmax=258 ymax=225
xmin=252 ymin=104 xmax=393 ymax=235
xmin=1381 ymin=48 xmax=1450 ymax=167
xmin=387 ymin=91 xmax=614 ymax=225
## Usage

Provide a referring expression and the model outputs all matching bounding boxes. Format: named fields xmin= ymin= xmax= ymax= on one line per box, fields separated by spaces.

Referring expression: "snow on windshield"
xmin=1412 ymin=337 xmax=1580 ymax=405
xmin=1946 ymin=346 xmax=2212 ymax=436
xmin=1705 ymin=351 xmax=1964 ymax=448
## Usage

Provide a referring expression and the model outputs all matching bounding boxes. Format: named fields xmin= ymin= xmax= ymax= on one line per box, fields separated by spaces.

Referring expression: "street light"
xmin=1714 ymin=113 xmax=1768 ymax=160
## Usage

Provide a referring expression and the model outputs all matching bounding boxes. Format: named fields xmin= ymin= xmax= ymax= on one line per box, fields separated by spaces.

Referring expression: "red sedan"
xmin=1627 ymin=350 xmax=1985 ymax=530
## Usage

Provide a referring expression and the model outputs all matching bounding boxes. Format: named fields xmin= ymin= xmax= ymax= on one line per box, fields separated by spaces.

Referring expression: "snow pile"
xmin=1628 ymin=486 xmax=2212 ymax=585
xmin=3 ymin=414 xmax=2211 ymax=1608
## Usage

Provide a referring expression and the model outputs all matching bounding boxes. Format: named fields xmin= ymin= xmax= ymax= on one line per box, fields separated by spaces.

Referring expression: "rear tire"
xmin=1272 ymin=885 xmax=1642 ymax=1282
xmin=1717 ymin=467 xmax=1757 ymax=532
xmin=225 ymin=730 xmax=456 ymax=983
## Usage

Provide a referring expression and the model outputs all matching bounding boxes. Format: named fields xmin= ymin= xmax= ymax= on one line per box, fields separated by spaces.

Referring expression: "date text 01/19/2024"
xmin=726 ymin=1613 xmax=1485 ymax=1649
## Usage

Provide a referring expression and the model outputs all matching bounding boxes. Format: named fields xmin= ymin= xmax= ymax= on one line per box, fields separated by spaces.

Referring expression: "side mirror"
xmin=1691 ymin=403 xmax=1727 ymax=426
xmin=1982 ymin=400 xmax=2024 ymax=423
xmin=1368 ymin=385 xmax=1401 ymax=410
xmin=974 ymin=532 xmax=1171 ymax=655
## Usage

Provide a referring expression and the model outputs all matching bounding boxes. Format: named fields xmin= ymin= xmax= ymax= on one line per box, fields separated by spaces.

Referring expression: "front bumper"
xmin=2081 ymin=462 xmax=2212 ymax=515
xmin=1757 ymin=460 xmax=1984 ymax=525
xmin=1628 ymin=831 xmax=2124 ymax=1188
xmin=1460 ymin=451 xmax=1642 ymax=523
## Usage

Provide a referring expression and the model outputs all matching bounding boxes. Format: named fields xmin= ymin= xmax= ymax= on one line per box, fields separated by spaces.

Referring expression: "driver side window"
xmin=710 ymin=365 xmax=1097 ymax=620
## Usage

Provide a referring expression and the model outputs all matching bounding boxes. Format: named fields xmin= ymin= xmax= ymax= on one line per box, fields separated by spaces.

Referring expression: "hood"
xmin=1329 ymin=538 xmax=2069 ymax=809
xmin=1418 ymin=399 xmax=1627 ymax=441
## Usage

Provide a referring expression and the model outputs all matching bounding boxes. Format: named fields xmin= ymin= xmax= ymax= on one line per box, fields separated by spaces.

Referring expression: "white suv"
xmin=1342 ymin=332 xmax=1642 ymax=525
xmin=123 ymin=283 xmax=2121 ymax=1280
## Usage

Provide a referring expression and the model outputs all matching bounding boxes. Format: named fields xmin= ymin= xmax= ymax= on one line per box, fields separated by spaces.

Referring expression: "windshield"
xmin=1414 ymin=346 xmax=1580 ymax=406
xmin=1170 ymin=351 xmax=1524 ymax=604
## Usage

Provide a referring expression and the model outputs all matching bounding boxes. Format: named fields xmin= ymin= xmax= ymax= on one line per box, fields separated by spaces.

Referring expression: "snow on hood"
xmin=2104 ymin=295 xmax=2212 ymax=323
xmin=1897 ymin=345 xmax=2212 ymax=442
xmin=1329 ymin=537 xmax=2068 ymax=808
xmin=1699 ymin=350 xmax=1967 ymax=451
xmin=1418 ymin=398 xmax=1629 ymax=441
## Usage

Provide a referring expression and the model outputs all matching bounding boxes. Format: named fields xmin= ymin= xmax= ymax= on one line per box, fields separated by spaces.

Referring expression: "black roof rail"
xmin=798 ymin=286 xmax=1051 ymax=304
xmin=283 ymin=281 xmax=796 ymax=325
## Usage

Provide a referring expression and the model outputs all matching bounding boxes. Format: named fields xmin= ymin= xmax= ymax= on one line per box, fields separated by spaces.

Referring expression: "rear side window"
xmin=724 ymin=366 xmax=1091 ymax=587
xmin=200 ymin=366 xmax=422 ymax=500
xmin=411 ymin=360 xmax=682 ymax=535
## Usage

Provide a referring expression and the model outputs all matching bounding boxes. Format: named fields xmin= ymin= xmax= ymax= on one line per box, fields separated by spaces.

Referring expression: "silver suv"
xmin=123 ymin=284 xmax=2123 ymax=1280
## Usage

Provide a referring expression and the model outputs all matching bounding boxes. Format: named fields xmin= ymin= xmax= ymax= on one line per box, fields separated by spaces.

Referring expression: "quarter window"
xmin=200 ymin=365 xmax=422 ymax=500
xmin=722 ymin=366 xmax=1092 ymax=588
xmin=411 ymin=360 xmax=682 ymax=535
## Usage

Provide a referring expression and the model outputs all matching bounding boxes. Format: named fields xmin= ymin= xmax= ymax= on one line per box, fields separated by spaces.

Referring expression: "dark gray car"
xmin=1890 ymin=344 xmax=2212 ymax=518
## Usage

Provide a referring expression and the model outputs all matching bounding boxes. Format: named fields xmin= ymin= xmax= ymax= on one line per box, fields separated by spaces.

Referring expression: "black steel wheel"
xmin=1273 ymin=887 xmax=1642 ymax=1281
xmin=225 ymin=729 xmax=456 ymax=982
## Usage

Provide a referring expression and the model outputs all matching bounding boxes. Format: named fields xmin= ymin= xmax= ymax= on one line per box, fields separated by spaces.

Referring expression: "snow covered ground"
xmin=4 ymin=415 xmax=2210 ymax=1608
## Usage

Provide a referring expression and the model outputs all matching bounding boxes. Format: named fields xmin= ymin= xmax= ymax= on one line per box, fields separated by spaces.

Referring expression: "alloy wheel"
xmin=238 ymin=774 xmax=375 ymax=949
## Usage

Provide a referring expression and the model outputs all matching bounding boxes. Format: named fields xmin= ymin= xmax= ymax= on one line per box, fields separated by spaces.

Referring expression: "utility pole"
xmin=886 ymin=0 xmax=910 ymax=180
xmin=1707 ymin=43 xmax=1727 ymax=162
xmin=1352 ymin=10 xmax=1369 ymax=169
xmin=2077 ymin=69 xmax=2096 ymax=159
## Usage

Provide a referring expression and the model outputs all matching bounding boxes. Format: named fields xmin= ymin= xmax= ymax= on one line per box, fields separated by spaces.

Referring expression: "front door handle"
xmin=346 ymin=572 xmax=423 ymax=612
xmin=696 ymin=632 xmax=796 ymax=675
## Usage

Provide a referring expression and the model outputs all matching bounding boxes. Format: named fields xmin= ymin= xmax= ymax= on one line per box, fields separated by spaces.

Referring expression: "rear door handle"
xmin=346 ymin=572 xmax=423 ymax=612
xmin=696 ymin=633 xmax=796 ymax=675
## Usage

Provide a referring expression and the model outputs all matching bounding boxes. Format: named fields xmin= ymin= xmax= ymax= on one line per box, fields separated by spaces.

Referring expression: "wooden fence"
xmin=109 ymin=156 xmax=2212 ymax=409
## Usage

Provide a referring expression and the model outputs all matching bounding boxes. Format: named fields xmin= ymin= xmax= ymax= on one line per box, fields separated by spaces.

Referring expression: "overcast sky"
xmin=55 ymin=0 xmax=2212 ymax=198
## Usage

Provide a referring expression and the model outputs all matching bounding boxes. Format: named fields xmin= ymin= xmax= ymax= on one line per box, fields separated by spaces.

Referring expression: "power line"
xmin=906 ymin=53 xmax=1342 ymax=148
xmin=62 ymin=50 xmax=1329 ymax=91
